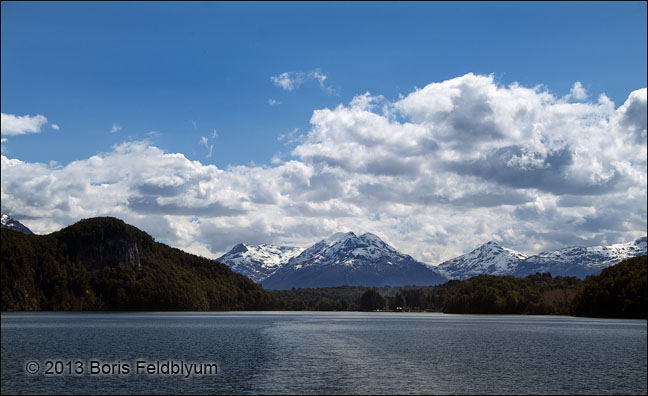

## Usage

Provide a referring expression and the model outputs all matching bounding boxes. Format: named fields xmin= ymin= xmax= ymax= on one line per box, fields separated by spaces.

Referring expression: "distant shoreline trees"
xmin=270 ymin=258 xmax=646 ymax=318
xmin=359 ymin=289 xmax=386 ymax=311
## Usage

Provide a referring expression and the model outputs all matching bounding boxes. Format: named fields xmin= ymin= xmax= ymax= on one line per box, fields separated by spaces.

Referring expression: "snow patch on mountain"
xmin=218 ymin=231 xmax=646 ymax=287
xmin=438 ymin=237 xmax=647 ymax=280
xmin=514 ymin=237 xmax=647 ymax=277
xmin=437 ymin=241 xmax=528 ymax=280
xmin=216 ymin=243 xmax=304 ymax=283
xmin=288 ymin=232 xmax=408 ymax=269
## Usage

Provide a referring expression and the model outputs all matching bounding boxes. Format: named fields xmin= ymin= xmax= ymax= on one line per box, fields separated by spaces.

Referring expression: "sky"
xmin=1 ymin=1 xmax=647 ymax=265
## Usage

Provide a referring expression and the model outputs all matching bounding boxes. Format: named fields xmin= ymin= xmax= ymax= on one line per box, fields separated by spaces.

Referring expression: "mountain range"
xmin=437 ymin=238 xmax=647 ymax=279
xmin=512 ymin=238 xmax=648 ymax=278
xmin=218 ymin=233 xmax=647 ymax=288
xmin=218 ymin=232 xmax=447 ymax=289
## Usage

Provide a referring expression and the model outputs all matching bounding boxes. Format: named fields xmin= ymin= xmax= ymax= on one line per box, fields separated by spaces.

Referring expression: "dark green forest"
xmin=270 ymin=262 xmax=646 ymax=318
xmin=270 ymin=274 xmax=584 ymax=315
xmin=570 ymin=255 xmax=646 ymax=319
xmin=1 ymin=217 xmax=645 ymax=318
xmin=1 ymin=217 xmax=281 ymax=311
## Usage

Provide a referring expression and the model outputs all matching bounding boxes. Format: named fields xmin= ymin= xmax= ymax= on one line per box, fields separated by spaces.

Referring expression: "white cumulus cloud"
xmin=569 ymin=81 xmax=588 ymax=101
xmin=1 ymin=113 xmax=48 ymax=136
xmin=1 ymin=74 xmax=646 ymax=264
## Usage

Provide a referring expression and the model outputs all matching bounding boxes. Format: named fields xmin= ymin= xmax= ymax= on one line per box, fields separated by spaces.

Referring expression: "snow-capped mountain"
xmin=261 ymin=232 xmax=447 ymax=289
xmin=1 ymin=212 xmax=33 ymax=234
xmin=287 ymin=232 xmax=402 ymax=269
xmin=216 ymin=243 xmax=304 ymax=283
xmin=437 ymin=237 xmax=647 ymax=280
xmin=437 ymin=241 xmax=528 ymax=280
xmin=220 ymin=232 xmax=646 ymax=287
xmin=513 ymin=237 xmax=647 ymax=278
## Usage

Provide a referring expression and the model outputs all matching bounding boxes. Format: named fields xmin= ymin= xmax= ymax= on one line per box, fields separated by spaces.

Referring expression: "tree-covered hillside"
xmin=571 ymin=255 xmax=647 ymax=319
xmin=1 ymin=217 xmax=281 ymax=311
xmin=441 ymin=273 xmax=583 ymax=315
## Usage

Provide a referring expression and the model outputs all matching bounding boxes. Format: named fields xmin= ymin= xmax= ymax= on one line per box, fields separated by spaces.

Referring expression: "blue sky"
xmin=1 ymin=2 xmax=647 ymax=263
xmin=3 ymin=1 xmax=646 ymax=166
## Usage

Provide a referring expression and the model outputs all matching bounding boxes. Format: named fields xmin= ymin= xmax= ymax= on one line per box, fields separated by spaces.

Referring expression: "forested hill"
xmin=571 ymin=255 xmax=647 ymax=319
xmin=1 ymin=217 xmax=280 ymax=311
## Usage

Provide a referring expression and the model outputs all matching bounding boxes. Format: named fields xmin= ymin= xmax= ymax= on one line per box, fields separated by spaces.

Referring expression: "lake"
xmin=1 ymin=312 xmax=646 ymax=395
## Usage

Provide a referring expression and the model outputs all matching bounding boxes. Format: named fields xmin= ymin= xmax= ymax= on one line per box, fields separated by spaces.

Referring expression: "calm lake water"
xmin=1 ymin=312 xmax=646 ymax=395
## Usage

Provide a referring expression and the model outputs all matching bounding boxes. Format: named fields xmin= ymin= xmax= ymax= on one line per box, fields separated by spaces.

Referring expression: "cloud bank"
xmin=2 ymin=74 xmax=646 ymax=264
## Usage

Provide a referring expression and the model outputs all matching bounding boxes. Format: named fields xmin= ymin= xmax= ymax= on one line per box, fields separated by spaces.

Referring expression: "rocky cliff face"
xmin=74 ymin=238 xmax=141 ymax=278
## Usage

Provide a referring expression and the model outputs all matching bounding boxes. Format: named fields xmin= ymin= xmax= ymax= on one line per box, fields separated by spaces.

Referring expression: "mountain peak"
xmin=1 ymin=212 xmax=34 ymax=234
xmin=229 ymin=243 xmax=249 ymax=254
xmin=438 ymin=241 xmax=527 ymax=280
xmin=359 ymin=232 xmax=382 ymax=242
xmin=262 ymin=231 xmax=446 ymax=289
xmin=325 ymin=231 xmax=357 ymax=245
xmin=481 ymin=240 xmax=501 ymax=248
xmin=289 ymin=231 xmax=401 ymax=269
xmin=216 ymin=243 xmax=304 ymax=283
